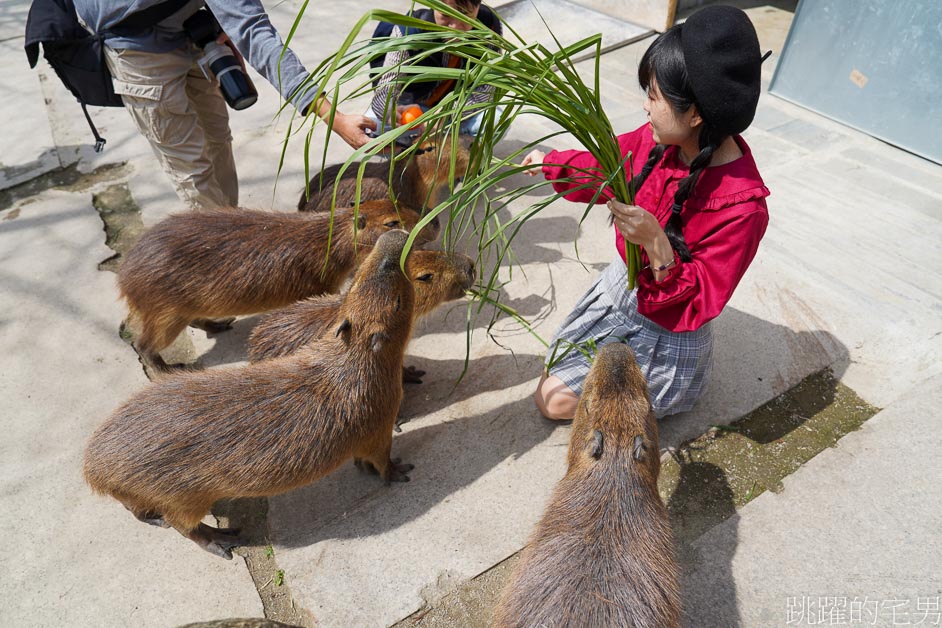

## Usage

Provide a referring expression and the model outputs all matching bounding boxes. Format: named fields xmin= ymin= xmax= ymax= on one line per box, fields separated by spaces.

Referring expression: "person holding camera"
xmin=74 ymin=0 xmax=377 ymax=211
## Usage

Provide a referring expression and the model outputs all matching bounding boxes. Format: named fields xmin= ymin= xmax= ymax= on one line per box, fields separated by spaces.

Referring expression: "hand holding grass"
xmin=608 ymin=200 xmax=676 ymax=280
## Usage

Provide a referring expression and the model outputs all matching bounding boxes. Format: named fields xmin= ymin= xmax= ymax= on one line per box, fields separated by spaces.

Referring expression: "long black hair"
xmin=628 ymin=25 xmax=729 ymax=263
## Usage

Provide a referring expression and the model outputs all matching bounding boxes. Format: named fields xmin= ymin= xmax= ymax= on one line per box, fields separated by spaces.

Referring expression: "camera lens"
xmin=209 ymin=57 xmax=257 ymax=110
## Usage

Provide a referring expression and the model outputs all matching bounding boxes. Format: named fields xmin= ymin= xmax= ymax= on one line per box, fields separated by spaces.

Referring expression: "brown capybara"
xmin=118 ymin=199 xmax=437 ymax=372
xmin=84 ymin=230 xmax=417 ymax=559
xmin=492 ymin=343 xmax=680 ymax=628
xmin=246 ymin=250 xmax=476 ymax=376
xmin=297 ymin=133 xmax=472 ymax=213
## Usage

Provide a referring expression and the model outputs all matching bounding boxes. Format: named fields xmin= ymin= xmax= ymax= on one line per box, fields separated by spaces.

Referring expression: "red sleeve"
xmin=541 ymin=126 xmax=651 ymax=204
xmin=636 ymin=204 xmax=769 ymax=332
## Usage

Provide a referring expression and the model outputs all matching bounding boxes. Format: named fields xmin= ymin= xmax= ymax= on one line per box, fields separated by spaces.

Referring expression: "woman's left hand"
xmin=607 ymin=200 xmax=664 ymax=249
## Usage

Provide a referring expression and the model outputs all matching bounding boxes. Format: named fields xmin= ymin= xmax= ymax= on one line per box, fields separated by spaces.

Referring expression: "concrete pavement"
xmin=1 ymin=1 xmax=940 ymax=626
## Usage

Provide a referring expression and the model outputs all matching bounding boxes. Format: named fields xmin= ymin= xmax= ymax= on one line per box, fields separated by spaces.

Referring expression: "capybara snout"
xmin=372 ymin=229 xmax=411 ymax=271
xmin=416 ymin=251 xmax=475 ymax=301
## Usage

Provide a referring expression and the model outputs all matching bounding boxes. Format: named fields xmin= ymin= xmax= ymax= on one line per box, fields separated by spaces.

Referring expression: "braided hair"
xmin=624 ymin=25 xmax=729 ymax=263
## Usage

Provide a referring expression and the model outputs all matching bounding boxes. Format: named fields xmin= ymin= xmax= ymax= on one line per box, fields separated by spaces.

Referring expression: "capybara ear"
xmin=632 ymin=435 xmax=647 ymax=462
xmin=335 ymin=318 xmax=351 ymax=337
xmin=357 ymin=214 xmax=367 ymax=230
xmin=590 ymin=430 xmax=604 ymax=459
xmin=370 ymin=332 xmax=388 ymax=353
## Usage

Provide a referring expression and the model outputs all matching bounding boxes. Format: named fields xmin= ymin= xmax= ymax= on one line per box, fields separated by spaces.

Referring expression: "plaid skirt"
xmin=546 ymin=259 xmax=714 ymax=418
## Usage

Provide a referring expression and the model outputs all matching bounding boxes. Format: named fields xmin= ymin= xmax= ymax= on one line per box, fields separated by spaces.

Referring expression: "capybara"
xmin=492 ymin=343 xmax=680 ymax=628
xmin=246 ymin=250 xmax=476 ymax=374
xmin=84 ymin=230 xmax=417 ymax=559
xmin=118 ymin=199 xmax=436 ymax=372
xmin=297 ymin=133 xmax=472 ymax=213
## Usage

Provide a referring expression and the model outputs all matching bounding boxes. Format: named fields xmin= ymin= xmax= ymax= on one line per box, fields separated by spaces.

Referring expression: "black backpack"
xmin=24 ymin=0 xmax=190 ymax=151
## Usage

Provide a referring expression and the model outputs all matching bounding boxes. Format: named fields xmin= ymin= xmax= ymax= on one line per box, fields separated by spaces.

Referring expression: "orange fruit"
xmin=400 ymin=105 xmax=423 ymax=126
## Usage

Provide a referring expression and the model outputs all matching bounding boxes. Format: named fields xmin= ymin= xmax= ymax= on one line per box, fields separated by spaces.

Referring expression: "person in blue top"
xmin=74 ymin=0 xmax=376 ymax=211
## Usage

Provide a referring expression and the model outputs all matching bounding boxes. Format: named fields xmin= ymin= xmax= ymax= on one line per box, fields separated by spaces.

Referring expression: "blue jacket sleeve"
xmin=207 ymin=0 xmax=316 ymax=112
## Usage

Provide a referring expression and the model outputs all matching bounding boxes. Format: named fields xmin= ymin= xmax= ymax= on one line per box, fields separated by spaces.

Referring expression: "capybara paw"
xmin=384 ymin=458 xmax=414 ymax=484
xmin=193 ymin=523 xmax=244 ymax=560
xmin=354 ymin=458 xmax=380 ymax=475
xmin=394 ymin=414 xmax=410 ymax=433
xmin=135 ymin=512 xmax=169 ymax=528
xmin=190 ymin=317 xmax=236 ymax=334
xmin=402 ymin=365 xmax=426 ymax=384
xmin=205 ymin=540 xmax=238 ymax=560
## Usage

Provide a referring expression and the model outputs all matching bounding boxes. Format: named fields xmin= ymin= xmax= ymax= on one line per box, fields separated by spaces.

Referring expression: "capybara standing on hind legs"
xmin=298 ymin=133 xmax=473 ymax=213
xmin=246 ymin=250 xmax=476 ymax=371
xmin=118 ymin=199 xmax=437 ymax=372
xmin=492 ymin=343 xmax=680 ymax=628
xmin=84 ymin=230 xmax=417 ymax=559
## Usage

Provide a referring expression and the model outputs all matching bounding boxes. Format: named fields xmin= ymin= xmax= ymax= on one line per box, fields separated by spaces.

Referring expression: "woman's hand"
xmin=607 ymin=200 xmax=664 ymax=247
xmin=330 ymin=111 xmax=378 ymax=149
xmin=608 ymin=200 xmax=677 ymax=280
xmin=521 ymin=149 xmax=545 ymax=176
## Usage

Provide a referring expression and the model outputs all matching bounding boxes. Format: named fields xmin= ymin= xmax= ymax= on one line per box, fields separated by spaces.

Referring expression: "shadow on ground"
xmin=270 ymin=393 xmax=556 ymax=549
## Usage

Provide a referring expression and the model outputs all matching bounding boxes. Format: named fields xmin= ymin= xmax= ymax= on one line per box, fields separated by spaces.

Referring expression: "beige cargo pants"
xmin=104 ymin=45 xmax=238 ymax=210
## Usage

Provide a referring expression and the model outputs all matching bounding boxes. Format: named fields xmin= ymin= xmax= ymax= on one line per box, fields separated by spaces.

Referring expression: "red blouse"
xmin=541 ymin=123 xmax=769 ymax=333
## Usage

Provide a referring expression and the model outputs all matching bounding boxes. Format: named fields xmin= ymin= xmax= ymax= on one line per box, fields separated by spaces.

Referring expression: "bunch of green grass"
xmin=278 ymin=0 xmax=641 ymax=347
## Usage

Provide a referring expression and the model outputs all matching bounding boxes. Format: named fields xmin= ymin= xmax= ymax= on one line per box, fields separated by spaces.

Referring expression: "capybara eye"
xmin=416 ymin=273 xmax=434 ymax=282
xmin=384 ymin=220 xmax=401 ymax=228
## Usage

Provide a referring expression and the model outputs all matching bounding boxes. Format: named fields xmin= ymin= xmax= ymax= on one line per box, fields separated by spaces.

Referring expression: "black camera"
xmin=183 ymin=10 xmax=257 ymax=110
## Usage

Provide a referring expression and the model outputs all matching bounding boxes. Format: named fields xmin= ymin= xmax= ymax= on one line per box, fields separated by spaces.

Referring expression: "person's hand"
xmin=607 ymin=200 xmax=665 ymax=249
xmin=521 ymin=149 xmax=545 ymax=176
xmin=331 ymin=111 xmax=378 ymax=149
xmin=217 ymin=33 xmax=248 ymax=74
xmin=394 ymin=105 xmax=426 ymax=134
xmin=216 ymin=32 xmax=255 ymax=91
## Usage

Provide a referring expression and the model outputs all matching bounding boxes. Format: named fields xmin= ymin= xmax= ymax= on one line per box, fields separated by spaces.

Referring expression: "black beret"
xmin=681 ymin=5 xmax=762 ymax=136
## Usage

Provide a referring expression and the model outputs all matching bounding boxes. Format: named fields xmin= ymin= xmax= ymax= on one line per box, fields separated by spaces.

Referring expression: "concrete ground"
xmin=1 ymin=1 xmax=940 ymax=627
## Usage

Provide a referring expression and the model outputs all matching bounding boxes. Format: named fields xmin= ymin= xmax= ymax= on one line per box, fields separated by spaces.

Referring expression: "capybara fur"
xmin=298 ymin=134 xmax=472 ymax=213
xmin=247 ymin=250 xmax=475 ymax=366
xmin=118 ymin=200 xmax=435 ymax=372
xmin=84 ymin=230 xmax=417 ymax=559
xmin=492 ymin=343 xmax=680 ymax=628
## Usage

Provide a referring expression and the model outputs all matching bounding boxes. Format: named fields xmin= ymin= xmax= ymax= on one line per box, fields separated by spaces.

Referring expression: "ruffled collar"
xmin=660 ymin=136 xmax=769 ymax=211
